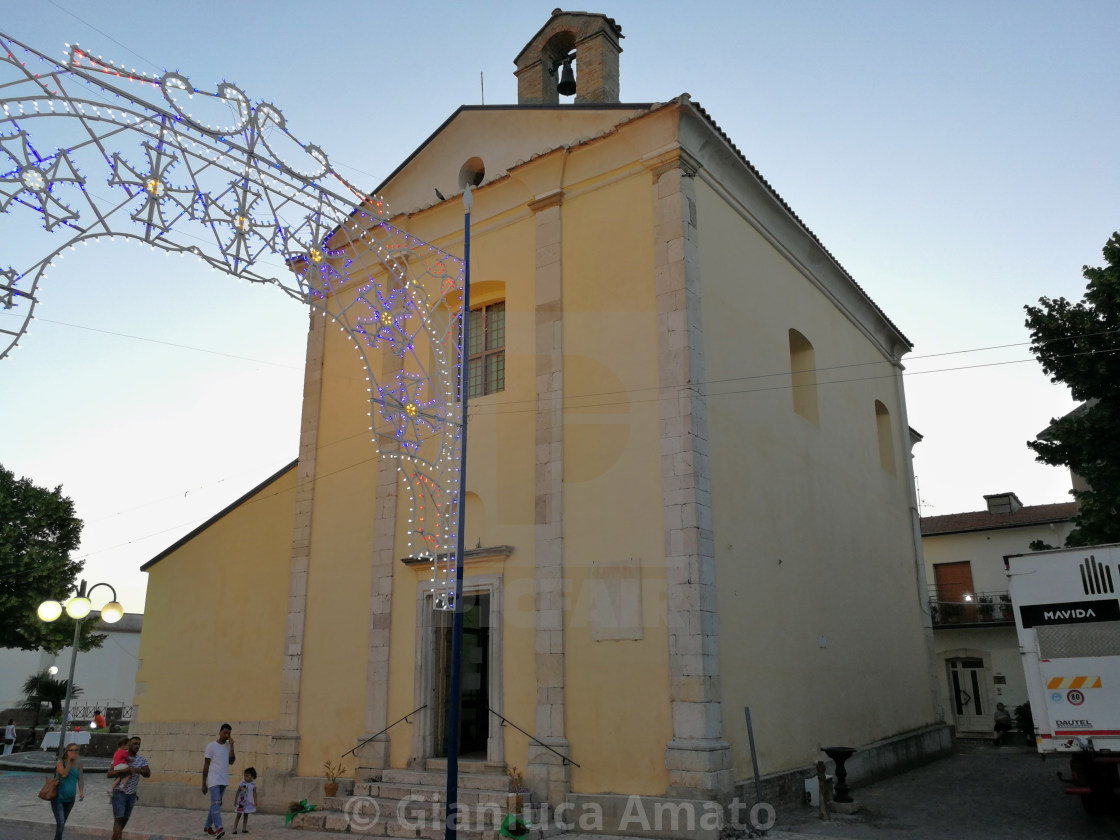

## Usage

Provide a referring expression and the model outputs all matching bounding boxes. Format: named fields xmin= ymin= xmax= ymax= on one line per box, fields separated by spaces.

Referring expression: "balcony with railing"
xmin=928 ymin=587 xmax=1014 ymax=627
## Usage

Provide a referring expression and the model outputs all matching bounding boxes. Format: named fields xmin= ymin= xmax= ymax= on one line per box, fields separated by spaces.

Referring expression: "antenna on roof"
xmin=480 ymin=71 xmax=485 ymax=105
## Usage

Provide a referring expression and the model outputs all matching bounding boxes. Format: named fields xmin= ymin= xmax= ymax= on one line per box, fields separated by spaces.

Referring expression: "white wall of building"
xmin=0 ymin=614 xmax=142 ymax=716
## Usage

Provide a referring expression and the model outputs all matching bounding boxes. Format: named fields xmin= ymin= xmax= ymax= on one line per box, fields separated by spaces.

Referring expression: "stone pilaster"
xmin=272 ymin=308 xmax=327 ymax=770
xmin=650 ymin=155 xmax=732 ymax=799
xmin=526 ymin=189 xmax=571 ymax=804
xmin=355 ymin=437 xmax=400 ymax=775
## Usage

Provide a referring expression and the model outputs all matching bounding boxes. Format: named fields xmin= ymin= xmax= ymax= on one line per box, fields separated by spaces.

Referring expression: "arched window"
xmin=875 ymin=400 xmax=896 ymax=474
xmin=788 ymin=329 xmax=819 ymax=423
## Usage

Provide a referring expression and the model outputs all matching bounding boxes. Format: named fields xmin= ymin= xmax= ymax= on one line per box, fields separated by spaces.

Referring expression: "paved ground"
xmin=0 ymin=742 xmax=1115 ymax=839
xmin=773 ymin=742 xmax=1120 ymax=840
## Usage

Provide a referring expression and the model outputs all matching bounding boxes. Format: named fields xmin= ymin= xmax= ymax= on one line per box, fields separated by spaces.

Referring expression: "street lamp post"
xmin=37 ymin=579 xmax=123 ymax=757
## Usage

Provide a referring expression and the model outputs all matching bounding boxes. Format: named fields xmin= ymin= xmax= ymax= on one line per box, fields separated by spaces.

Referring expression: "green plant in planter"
xmin=940 ymin=601 xmax=964 ymax=623
xmin=977 ymin=595 xmax=994 ymax=621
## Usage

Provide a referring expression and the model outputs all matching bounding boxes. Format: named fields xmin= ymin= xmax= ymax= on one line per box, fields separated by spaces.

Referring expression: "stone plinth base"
xmin=134 ymin=774 xmax=323 ymax=814
xmin=664 ymin=738 xmax=733 ymax=800
xmin=353 ymin=733 xmax=389 ymax=776
xmin=526 ymin=738 xmax=571 ymax=805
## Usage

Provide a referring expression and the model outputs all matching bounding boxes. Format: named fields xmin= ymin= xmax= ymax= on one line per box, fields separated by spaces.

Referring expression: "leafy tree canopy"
xmin=0 ymin=464 xmax=104 ymax=652
xmin=1024 ymin=232 xmax=1120 ymax=546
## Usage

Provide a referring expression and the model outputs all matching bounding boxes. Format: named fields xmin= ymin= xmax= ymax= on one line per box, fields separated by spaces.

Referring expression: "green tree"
xmin=21 ymin=670 xmax=82 ymax=716
xmin=1024 ymin=232 xmax=1120 ymax=546
xmin=0 ymin=464 xmax=103 ymax=651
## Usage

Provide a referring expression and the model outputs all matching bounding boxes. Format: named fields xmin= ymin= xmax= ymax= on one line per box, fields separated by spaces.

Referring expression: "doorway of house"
xmin=432 ymin=592 xmax=490 ymax=758
xmin=947 ymin=656 xmax=990 ymax=734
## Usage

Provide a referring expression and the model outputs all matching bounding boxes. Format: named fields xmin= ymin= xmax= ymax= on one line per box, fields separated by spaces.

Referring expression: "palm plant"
xmin=22 ymin=670 xmax=81 ymax=716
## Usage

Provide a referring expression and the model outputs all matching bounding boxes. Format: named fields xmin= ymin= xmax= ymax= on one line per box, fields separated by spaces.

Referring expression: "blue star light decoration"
xmin=0 ymin=32 xmax=468 ymax=602
xmin=108 ymin=141 xmax=198 ymax=234
xmin=0 ymin=131 xmax=84 ymax=230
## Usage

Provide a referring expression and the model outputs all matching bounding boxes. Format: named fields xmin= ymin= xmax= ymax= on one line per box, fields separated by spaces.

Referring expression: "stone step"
xmin=291 ymin=758 xmax=519 ymax=838
xmin=320 ymin=794 xmax=513 ymax=826
xmin=378 ymin=767 xmax=511 ymax=792
xmin=351 ymin=783 xmax=521 ymax=809
xmin=424 ymin=757 xmax=508 ymax=774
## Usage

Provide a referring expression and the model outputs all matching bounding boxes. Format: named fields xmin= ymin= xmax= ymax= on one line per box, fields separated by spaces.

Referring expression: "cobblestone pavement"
xmin=0 ymin=768 xmax=337 ymax=840
xmin=0 ymin=742 xmax=1116 ymax=839
xmin=771 ymin=742 xmax=1120 ymax=840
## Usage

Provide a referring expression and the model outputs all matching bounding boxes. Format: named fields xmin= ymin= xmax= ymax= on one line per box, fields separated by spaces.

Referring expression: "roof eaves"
xmin=371 ymin=102 xmax=655 ymax=198
xmin=140 ymin=459 xmax=298 ymax=572
xmin=684 ymin=97 xmax=911 ymax=349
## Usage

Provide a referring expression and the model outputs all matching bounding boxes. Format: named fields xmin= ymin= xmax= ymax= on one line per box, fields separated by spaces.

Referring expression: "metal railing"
xmin=42 ymin=701 xmax=135 ymax=724
xmin=928 ymin=588 xmax=1014 ymax=626
xmin=343 ymin=704 xmax=427 ymax=759
xmin=489 ymin=708 xmax=580 ymax=767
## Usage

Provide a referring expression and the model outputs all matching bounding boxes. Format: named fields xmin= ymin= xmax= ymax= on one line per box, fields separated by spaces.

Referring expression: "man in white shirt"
xmin=3 ymin=719 xmax=15 ymax=755
xmin=201 ymin=723 xmax=236 ymax=838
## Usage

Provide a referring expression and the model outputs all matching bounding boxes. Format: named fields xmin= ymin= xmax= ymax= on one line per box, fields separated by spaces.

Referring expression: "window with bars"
xmin=467 ymin=301 xmax=505 ymax=398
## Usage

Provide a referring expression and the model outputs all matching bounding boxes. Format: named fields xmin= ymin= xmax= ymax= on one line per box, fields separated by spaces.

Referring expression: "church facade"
xmin=132 ymin=10 xmax=947 ymax=825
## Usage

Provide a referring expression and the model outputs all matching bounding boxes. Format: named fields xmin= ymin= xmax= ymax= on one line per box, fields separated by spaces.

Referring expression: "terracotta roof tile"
xmin=920 ymin=502 xmax=1077 ymax=536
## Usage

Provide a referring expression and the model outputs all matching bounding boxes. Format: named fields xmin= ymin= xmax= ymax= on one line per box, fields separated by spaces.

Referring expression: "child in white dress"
xmin=232 ymin=767 xmax=257 ymax=834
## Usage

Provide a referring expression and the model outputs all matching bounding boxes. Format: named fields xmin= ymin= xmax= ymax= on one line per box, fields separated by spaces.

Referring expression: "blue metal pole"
xmin=445 ymin=186 xmax=473 ymax=840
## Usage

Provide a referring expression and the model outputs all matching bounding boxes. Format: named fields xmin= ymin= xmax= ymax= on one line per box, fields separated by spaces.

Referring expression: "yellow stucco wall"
xmin=375 ymin=145 xmax=675 ymax=793
xmin=296 ymin=312 xmax=382 ymax=771
xmin=136 ymin=464 xmax=296 ymax=780
xmin=560 ymin=172 xmax=671 ymax=795
xmin=695 ymin=176 xmax=937 ymax=778
xmin=138 ymin=465 xmax=295 ymax=721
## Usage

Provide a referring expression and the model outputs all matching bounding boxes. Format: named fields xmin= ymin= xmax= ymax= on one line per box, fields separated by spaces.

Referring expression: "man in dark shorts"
xmin=108 ymin=736 xmax=150 ymax=840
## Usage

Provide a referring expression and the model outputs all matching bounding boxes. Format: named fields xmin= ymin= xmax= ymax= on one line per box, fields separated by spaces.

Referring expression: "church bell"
xmin=557 ymin=59 xmax=576 ymax=96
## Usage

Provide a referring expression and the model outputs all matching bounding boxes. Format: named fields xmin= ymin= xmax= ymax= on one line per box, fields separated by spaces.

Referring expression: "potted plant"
xmin=323 ymin=760 xmax=346 ymax=798
xmin=506 ymin=766 xmax=529 ymax=813
xmin=977 ymin=595 xmax=993 ymax=621
xmin=940 ymin=601 xmax=964 ymax=623
xmin=501 ymin=767 xmax=531 ymax=840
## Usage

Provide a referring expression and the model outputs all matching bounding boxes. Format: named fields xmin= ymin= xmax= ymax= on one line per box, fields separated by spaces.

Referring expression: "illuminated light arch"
xmin=0 ymin=32 xmax=463 ymax=604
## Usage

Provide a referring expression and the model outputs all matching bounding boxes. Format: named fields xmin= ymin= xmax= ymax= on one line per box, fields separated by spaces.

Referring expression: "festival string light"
xmin=0 ymin=31 xmax=465 ymax=606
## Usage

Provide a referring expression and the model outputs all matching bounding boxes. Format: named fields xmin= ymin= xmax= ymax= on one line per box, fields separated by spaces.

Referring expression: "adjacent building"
xmin=921 ymin=492 xmax=1076 ymax=736
xmin=0 ymin=614 xmax=142 ymax=725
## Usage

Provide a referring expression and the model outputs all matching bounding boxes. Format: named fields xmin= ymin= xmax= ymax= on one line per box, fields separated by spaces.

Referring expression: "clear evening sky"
xmin=1 ymin=1 xmax=1117 ymax=611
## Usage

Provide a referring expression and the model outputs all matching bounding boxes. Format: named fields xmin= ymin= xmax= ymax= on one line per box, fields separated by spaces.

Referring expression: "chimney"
xmin=514 ymin=9 xmax=624 ymax=105
xmin=983 ymin=492 xmax=1023 ymax=515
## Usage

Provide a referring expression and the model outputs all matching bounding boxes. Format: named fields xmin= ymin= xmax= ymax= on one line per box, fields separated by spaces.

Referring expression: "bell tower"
xmin=514 ymin=9 xmax=624 ymax=105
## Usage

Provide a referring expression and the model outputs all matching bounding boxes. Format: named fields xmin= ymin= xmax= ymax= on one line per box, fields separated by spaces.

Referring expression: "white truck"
xmin=1007 ymin=543 xmax=1120 ymax=814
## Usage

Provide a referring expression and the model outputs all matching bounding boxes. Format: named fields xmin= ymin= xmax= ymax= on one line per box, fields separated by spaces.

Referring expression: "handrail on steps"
xmin=342 ymin=704 xmax=428 ymax=759
xmin=489 ymin=708 xmax=580 ymax=767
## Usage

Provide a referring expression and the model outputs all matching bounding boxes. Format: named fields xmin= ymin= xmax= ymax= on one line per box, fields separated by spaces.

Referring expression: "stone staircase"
xmin=291 ymin=759 xmax=533 ymax=840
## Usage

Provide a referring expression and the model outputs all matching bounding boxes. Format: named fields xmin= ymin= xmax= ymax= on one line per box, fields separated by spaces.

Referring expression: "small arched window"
xmin=875 ymin=400 xmax=896 ymax=474
xmin=788 ymin=329 xmax=819 ymax=423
